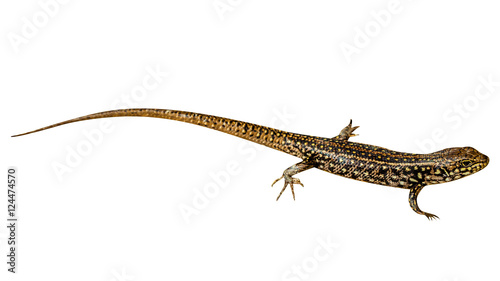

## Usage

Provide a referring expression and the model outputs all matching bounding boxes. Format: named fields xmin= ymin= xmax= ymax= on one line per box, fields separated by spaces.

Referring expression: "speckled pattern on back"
xmin=12 ymin=108 xmax=489 ymax=219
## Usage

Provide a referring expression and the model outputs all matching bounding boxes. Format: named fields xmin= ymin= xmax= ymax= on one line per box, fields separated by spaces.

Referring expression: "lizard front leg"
xmin=272 ymin=160 xmax=314 ymax=200
xmin=409 ymin=184 xmax=439 ymax=220
xmin=333 ymin=119 xmax=359 ymax=141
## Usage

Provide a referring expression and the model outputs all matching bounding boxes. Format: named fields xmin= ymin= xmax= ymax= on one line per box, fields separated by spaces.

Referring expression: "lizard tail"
xmin=12 ymin=108 xmax=314 ymax=157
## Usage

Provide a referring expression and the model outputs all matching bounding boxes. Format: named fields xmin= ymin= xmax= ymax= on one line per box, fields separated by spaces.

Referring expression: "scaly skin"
xmin=12 ymin=108 xmax=490 ymax=219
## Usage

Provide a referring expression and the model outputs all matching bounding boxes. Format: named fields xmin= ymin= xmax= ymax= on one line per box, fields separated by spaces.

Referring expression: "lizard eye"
xmin=461 ymin=160 xmax=472 ymax=167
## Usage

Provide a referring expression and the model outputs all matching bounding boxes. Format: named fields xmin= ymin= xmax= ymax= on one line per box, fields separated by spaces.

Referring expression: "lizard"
xmin=12 ymin=108 xmax=489 ymax=219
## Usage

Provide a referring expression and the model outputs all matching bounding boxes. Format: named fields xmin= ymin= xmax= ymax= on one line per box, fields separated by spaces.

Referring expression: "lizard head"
xmin=428 ymin=147 xmax=489 ymax=184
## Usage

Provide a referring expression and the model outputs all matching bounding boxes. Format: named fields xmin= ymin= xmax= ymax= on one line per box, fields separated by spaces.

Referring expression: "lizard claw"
xmin=337 ymin=119 xmax=360 ymax=141
xmin=272 ymin=175 xmax=304 ymax=201
xmin=424 ymin=212 xmax=440 ymax=221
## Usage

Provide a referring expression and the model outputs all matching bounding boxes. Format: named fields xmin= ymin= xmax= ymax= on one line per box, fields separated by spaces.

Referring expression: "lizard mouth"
xmin=481 ymin=153 xmax=489 ymax=166
xmin=473 ymin=153 xmax=489 ymax=172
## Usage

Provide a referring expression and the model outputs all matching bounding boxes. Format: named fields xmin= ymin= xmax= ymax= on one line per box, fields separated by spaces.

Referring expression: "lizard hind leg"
xmin=409 ymin=184 xmax=439 ymax=220
xmin=272 ymin=160 xmax=314 ymax=201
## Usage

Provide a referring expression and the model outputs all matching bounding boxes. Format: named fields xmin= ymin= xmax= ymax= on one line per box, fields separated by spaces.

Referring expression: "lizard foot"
xmin=336 ymin=119 xmax=360 ymax=141
xmin=272 ymin=175 xmax=304 ymax=201
xmin=423 ymin=212 xmax=439 ymax=221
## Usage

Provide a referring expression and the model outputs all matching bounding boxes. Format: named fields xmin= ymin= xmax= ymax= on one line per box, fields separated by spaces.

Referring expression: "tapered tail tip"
xmin=11 ymin=131 xmax=32 ymax=137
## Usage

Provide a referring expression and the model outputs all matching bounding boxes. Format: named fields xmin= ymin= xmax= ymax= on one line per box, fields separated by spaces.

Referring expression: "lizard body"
xmin=12 ymin=108 xmax=489 ymax=219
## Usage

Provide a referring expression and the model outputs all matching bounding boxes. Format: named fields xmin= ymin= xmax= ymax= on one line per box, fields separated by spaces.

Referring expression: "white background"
xmin=1 ymin=1 xmax=499 ymax=280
